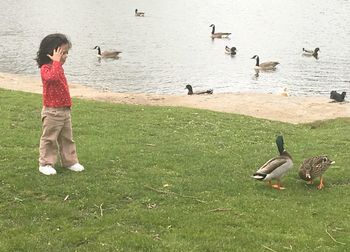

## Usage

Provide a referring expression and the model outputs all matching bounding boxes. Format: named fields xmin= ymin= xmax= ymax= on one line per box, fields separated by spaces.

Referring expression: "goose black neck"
xmin=96 ymin=47 xmax=101 ymax=55
xmin=186 ymin=85 xmax=193 ymax=95
xmin=255 ymin=56 xmax=259 ymax=66
xmin=211 ymin=26 xmax=215 ymax=34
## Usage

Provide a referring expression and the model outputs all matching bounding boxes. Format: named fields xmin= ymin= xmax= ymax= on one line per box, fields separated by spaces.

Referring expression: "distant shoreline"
xmin=1 ymin=72 xmax=349 ymax=124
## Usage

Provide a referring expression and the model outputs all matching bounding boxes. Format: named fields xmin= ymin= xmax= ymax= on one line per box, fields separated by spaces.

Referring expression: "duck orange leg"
xmin=270 ymin=180 xmax=286 ymax=190
xmin=317 ymin=176 xmax=325 ymax=190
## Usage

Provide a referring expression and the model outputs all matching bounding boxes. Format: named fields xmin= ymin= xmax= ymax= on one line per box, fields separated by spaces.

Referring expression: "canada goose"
xmin=209 ymin=24 xmax=231 ymax=39
xmin=225 ymin=46 xmax=237 ymax=55
xmin=302 ymin=47 xmax=320 ymax=58
xmin=251 ymin=55 xmax=279 ymax=70
xmin=94 ymin=46 xmax=122 ymax=59
xmin=251 ymin=135 xmax=293 ymax=190
xmin=185 ymin=84 xmax=213 ymax=95
xmin=330 ymin=91 xmax=346 ymax=102
xmin=298 ymin=155 xmax=335 ymax=190
xmin=135 ymin=9 xmax=145 ymax=17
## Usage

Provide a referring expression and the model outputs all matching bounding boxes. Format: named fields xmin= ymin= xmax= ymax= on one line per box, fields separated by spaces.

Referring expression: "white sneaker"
xmin=39 ymin=165 xmax=57 ymax=175
xmin=67 ymin=163 xmax=85 ymax=172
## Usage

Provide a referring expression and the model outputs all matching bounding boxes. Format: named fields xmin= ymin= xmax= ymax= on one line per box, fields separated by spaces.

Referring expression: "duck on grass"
xmin=299 ymin=155 xmax=335 ymax=190
xmin=251 ymin=135 xmax=293 ymax=190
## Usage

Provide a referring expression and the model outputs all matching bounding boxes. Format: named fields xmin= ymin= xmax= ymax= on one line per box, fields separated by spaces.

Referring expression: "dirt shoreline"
xmin=1 ymin=72 xmax=349 ymax=124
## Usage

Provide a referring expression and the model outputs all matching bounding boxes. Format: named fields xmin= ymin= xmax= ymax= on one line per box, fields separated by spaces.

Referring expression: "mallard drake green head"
xmin=298 ymin=155 xmax=335 ymax=190
xmin=302 ymin=47 xmax=320 ymax=58
xmin=135 ymin=9 xmax=145 ymax=17
xmin=209 ymin=24 xmax=231 ymax=39
xmin=94 ymin=46 xmax=122 ymax=59
xmin=251 ymin=135 xmax=293 ymax=190
xmin=251 ymin=55 xmax=279 ymax=70
xmin=225 ymin=46 xmax=237 ymax=55
xmin=185 ymin=84 xmax=213 ymax=95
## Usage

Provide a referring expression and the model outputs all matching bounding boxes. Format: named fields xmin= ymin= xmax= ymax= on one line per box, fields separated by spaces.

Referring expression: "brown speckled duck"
xmin=299 ymin=155 xmax=335 ymax=189
xmin=251 ymin=135 xmax=293 ymax=190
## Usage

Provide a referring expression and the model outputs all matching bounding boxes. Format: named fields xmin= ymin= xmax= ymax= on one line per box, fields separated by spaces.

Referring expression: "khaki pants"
xmin=39 ymin=107 xmax=79 ymax=167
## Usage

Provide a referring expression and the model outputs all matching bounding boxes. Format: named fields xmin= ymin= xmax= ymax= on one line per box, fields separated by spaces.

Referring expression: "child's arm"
xmin=41 ymin=47 xmax=64 ymax=82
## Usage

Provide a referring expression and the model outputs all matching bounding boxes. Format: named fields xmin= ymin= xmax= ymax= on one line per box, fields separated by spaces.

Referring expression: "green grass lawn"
xmin=1 ymin=88 xmax=349 ymax=251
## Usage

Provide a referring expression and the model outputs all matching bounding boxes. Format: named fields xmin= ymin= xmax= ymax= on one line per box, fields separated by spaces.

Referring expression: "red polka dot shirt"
xmin=40 ymin=61 xmax=72 ymax=107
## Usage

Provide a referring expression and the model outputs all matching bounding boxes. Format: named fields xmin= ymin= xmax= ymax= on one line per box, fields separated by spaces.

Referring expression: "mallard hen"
xmin=298 ymin=155 xmax=335 ymax=189
xmin=252 ymin=135 xmax=293 ymax=190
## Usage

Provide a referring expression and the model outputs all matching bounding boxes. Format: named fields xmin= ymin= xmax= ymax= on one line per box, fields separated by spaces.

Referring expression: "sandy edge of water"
xmin=1 ymin=72 xmax=349 ymax=124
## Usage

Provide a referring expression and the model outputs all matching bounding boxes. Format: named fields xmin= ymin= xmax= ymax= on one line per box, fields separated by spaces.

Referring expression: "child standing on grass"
xmin=36 ymin=33 xmax=84 ymax=175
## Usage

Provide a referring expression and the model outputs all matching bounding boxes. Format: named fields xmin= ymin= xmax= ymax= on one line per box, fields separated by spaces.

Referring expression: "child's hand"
xmin=47 ymin=47 xmax=63 ymax=62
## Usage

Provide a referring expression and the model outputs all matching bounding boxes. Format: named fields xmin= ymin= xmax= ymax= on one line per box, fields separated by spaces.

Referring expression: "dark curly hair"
xmin=35 ymin=33 xmax=72 ymax=68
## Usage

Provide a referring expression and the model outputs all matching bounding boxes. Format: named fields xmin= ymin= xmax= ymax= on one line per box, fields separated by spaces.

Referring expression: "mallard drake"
xmin=252 ymin=135 xmax=293 ymax=190
xmin=94 ymin=46 xmax=122 ymax=59
xmin=209 ymin=24 xmax=231 ymax=39
xmin=225 ymin=46 xmax=237 ymax=55
xmin=135 ymin=9 xmax=145 ymax=17
xmin=330 ymin=91 xmax=346 ymax=102
xmin=251 ymin=55 xmax=279 ymax=70
xmin=185 ymin=84 xmax=213 ymax=95
xmin=298 ymin=155 xmax=335 ymax=190
xmin=302 ymin=47 xmax=320 ymax=58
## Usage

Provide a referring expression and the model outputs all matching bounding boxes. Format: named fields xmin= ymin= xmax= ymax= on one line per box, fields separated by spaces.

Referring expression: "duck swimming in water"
xmin=302 ymin=47 xmax=320 ymax=59
xmin=225 ymin=46 xmax=237 ymax=55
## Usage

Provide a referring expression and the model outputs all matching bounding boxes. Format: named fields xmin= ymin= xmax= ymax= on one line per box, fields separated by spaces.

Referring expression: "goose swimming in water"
xmin=302 ymin=47 xmax=320 ymax=58
xmin=251 ymin=55 xmax=279 ymax=70
xmin=94 ymin=46 xmax=122 ymax=59
xmin=135 ymin=9 xmax=145 ymax=17
xmin=209 ymin=24 xmax=231 ymax=39
xmin=185 ymin=84 xmax=213 ymax=95
xmin=225 ymin=46 xmax=237 ymax=55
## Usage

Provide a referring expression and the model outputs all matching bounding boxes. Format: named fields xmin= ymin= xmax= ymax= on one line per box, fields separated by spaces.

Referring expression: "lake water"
xmin=0 ymin=0 xmax=349 ymax=96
